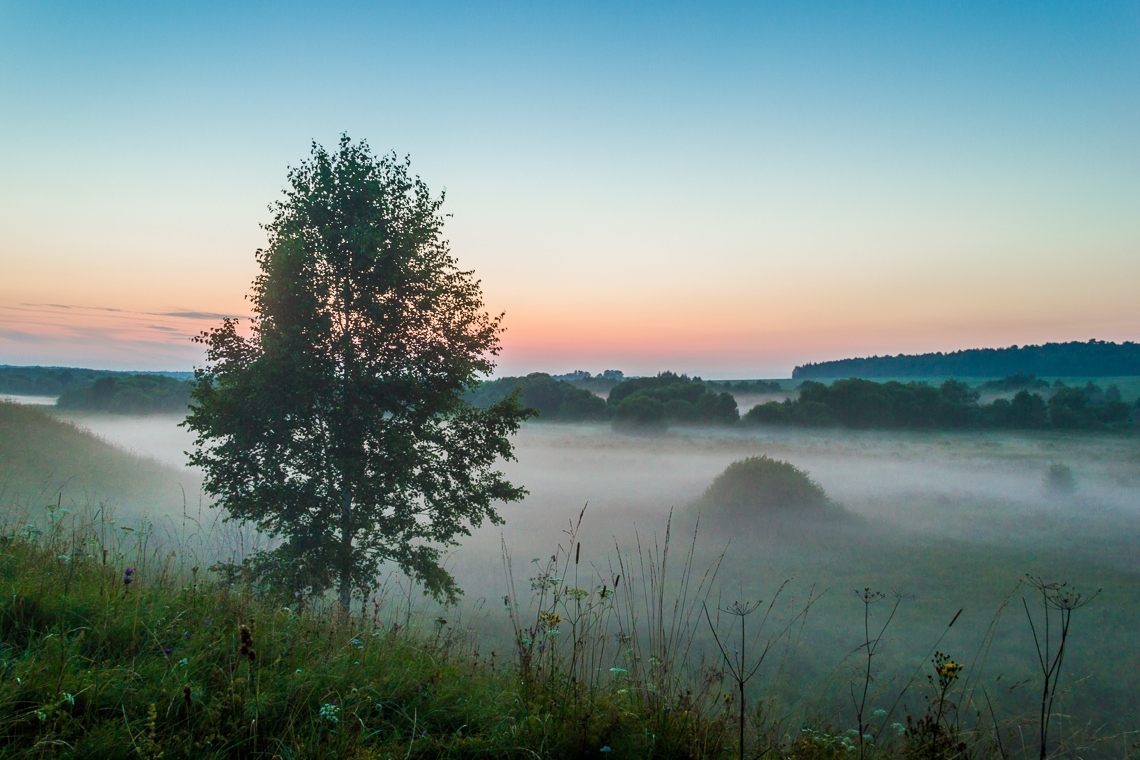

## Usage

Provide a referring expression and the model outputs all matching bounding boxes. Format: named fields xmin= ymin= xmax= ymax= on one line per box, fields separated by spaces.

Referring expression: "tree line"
xmin=745 ymin=377 xmax=1134 ymax=431
xmin=467 ymin=371 xmax=741 ymax=428
xmin=56 ymin=374 xmax=193 ymax=414
xmin=0 ymin=366 xmax=194 ymax=400
xmin=794 ymin=339 xmax=1140 ymax=379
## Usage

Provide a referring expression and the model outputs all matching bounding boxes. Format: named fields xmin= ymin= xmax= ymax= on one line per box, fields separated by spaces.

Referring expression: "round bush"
xmin=1044 ymin=463 xmax=1076 ymax=495
xmin=696 ymin=455 xmax=846 ymax=521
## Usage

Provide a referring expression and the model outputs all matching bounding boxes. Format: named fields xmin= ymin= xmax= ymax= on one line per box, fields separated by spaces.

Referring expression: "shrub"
xmin=1044 ymin=463 xmax=1077 ymax=495
xmin=695 ymin=456 xmax=847 ymax=522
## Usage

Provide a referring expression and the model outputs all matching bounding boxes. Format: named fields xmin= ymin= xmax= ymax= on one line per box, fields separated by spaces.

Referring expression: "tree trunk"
xmin=338 ymin=486 xmax=352 ymax=612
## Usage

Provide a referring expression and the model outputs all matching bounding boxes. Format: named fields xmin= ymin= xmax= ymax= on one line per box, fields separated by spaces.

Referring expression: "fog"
xmin=59 ymin=411 xmax=197 ymax=472
xmin=39 ymin=413 xmax=1140 ymax=734
xmin=56 ymin=412 xmax=1140 ymax=589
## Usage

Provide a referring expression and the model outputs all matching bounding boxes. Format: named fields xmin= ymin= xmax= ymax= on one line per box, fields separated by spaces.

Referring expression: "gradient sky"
xmin=2 ymin=1 xmax=1138 ymax=377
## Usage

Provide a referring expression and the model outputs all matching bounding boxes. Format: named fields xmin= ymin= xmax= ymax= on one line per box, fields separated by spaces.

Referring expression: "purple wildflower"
xmin=163 ymin=647 xmax=173 ymax=655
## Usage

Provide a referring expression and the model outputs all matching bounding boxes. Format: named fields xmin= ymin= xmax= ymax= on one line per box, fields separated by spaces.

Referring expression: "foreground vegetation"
xmin=3 ymin=501 xmax=1135 ymax=759
xmin=0 ymin=504 xmax=734 ymax=759
xmin=0 ymin=510 xmax=729 ymax=760
xmin=3 ymin=407 xmax=1139 ymax=757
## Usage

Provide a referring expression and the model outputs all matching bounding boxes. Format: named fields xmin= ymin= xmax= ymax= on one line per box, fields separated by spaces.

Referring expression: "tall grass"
xmin=1 ymin=495 xmax=1135 ymax=758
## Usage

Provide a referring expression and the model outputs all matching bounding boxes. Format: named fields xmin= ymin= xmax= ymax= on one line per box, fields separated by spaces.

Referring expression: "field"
xmin=3 ymin=402 xmax=1139 ymax=756
xmin=449 ymin=424 xmax=1140 ymax=733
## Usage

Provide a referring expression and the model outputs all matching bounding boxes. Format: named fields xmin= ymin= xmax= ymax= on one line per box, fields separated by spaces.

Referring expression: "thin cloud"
xmin=25 ymin=303 xmax=125 ymax=313
xmin=0 ymin=329 xmax=44 ymax=343
xmin=16 ymin=303 xmax=243 ymax=320
xmin=159 ymin=311 xmax=242 ymax=320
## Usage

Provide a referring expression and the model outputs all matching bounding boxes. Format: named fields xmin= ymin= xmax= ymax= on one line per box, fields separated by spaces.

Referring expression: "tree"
xmin=464 ymin=373 xmax=607 ymax=421
xmin=185 ymin=137 xmax=530 ymax=607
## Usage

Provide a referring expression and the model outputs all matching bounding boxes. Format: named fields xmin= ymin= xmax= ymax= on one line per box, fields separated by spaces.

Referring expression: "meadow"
xmin=2 ymin=401 xmax=1139 ymax=757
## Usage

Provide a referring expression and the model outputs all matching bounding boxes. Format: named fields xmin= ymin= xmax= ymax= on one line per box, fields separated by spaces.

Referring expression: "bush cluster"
xmin=468 ymin=371 xmax=739 ymax=429
xmin=607 ymin=372 xmax=738 ymax=429
xmin=745 ymin=378 xmax=1133 ymax=431
xmin=465 ymin=372 xmax=608 ymax=421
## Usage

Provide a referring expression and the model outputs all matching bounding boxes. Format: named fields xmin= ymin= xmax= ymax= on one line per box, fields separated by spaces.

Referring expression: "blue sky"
xmin=2 ymin=1 xmax=1138 ymax=375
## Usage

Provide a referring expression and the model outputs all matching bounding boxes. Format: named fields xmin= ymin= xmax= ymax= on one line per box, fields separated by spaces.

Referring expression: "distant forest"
xmin=56 ymin=374 xmax=193 ymax=414
xmin=0 ymin=365 xmax=192 ymax=397
xmin=466 ymin=371 xmax=738 ymax=427
xmin=793 ymin=340 xmax=1140 ymax=379
xmin=747 ymin=377 xmax=1133 ymax=431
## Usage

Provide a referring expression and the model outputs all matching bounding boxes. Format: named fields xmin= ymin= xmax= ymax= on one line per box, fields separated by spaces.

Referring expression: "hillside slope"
xmin=0 ymin=401 xmax=200 ymax=519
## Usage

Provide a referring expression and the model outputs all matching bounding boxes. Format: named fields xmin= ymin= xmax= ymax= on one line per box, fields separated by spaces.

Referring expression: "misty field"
xmin=4 ymin=405 xmax=1139 ymax=755
xmin=458 ymin=424 xmax=1140 ymax=737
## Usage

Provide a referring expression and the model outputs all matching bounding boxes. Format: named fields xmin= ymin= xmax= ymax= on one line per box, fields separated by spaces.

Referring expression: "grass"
xmin=0 ymin=401 xmax=197 ymax=521
xmin=0 ymin=505 xmax=735 ymax=759
xmin=4 ymin=498 xmax=1138 ymax=759
xmin=4 ymin=412 xmax=1140 ymax=758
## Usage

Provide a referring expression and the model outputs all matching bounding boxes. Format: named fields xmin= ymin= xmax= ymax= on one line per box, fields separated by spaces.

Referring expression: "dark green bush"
xmin=465 ymin=372 xmax=607 ymax=421
xmin=1044 ymin=463 xmax=1077 ymax=495
xmin=608 ymin=372 xmax=738 ymax=427
xmin=695 ymin=456 xmax=848 ymax=522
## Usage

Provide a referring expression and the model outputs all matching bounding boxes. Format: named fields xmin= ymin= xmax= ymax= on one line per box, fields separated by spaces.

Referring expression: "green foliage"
xmin=704 ymin=379 xmax=783 ymax=394
xmin=0 ymin=366 xmax=192 ymax=398
xmin=0 ymin=528 xmax=727 ymax=759
xmin=56 ymin=374 xmax=193 ymax=414
xmin=608 ymin=372 xmax=739 ymax=430
xmin=745 ymin=378 xmax=1133 ymax=431
xmin=983 ymin=389 xmax=1050 ymax=428
xmin=612 ymin=393 xmax=668 ymax=432
xmin=466 ymin=373 xmax=607 ymax=421
xmin=0 ymin=366 xmax=98 ymax=396
xmin=185 ymin=137 xmax=529 ymax=605
xmin=694 ymin=456 xmax=847 ymax=523
xmin=980 ymin=372 xmax=1050 ymax=392
xmin=794 ymin=339 xmax=1140 ymax=379
xmin=552 ymin=369 xmax=626 ymax=396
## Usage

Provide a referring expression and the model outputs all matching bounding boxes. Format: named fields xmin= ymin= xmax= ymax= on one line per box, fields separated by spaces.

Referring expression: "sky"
xmin=1 ymin=1 xmax=1138 ymax=377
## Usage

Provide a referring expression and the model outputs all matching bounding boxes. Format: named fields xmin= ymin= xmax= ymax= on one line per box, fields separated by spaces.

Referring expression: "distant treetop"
xmin=793 ymin=340 xmax=1140 ymax=379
